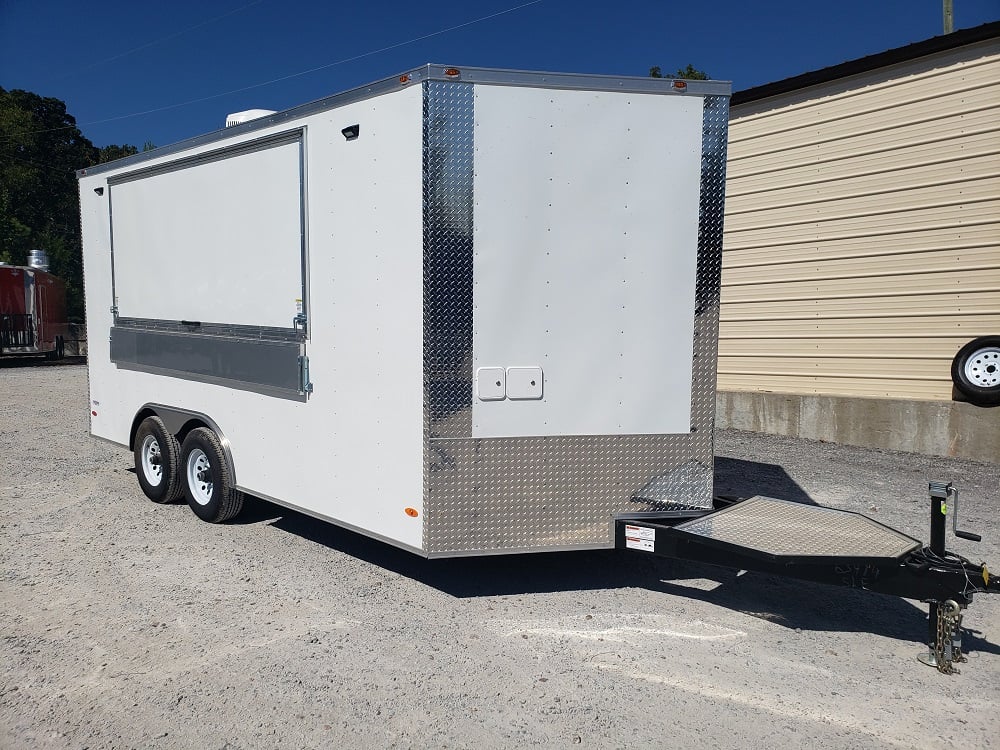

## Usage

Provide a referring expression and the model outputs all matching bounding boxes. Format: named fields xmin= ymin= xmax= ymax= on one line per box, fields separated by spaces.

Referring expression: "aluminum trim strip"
xmin=425 ymin=542 xmax=614 ymax=559
xmin=78 ymin=78 xmax=423 ymax=178
xmin=78 ymin=67 xmax=730 ymax=180
xmin=233 ymin=488 xmax=427 ymax=557
xmin=423 ymin=64 xmax=732 ymax=96
xmin=107 ymin=129 xmax=304 ymax=185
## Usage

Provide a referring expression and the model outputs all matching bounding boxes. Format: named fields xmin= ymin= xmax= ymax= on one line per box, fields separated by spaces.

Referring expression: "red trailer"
xmin=0 ymin=266 xmax=68 ymax=358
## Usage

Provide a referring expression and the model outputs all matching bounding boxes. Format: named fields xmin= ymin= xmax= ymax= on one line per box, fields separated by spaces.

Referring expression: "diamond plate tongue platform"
xmin=673 ymin=496 xmax=921 ymax=561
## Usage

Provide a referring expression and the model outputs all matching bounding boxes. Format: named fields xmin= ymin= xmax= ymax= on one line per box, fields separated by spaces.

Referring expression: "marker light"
xmin=444 ymin=68 xmax=461 ymax=78
xmin=400 ymin=74 xmax=410 ymax=84
xmin=672 ymin=80 xmax=688 ymax=91
xmin=405 ymin=507 xmax=419 ymax=517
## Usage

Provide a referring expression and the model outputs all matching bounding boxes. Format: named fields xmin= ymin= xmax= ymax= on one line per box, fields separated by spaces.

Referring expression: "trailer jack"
xmin=616 ymin=481 xmax=998 ymax=674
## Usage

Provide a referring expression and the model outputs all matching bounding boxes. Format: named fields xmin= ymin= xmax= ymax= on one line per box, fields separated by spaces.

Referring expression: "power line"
xmin=42 ymin=0 xmax=267 ymax=83
xmin=2 ymin=153 xmax=75 ymax=175
xmin=2 ymin=1 xmax=543 ymax=141
xmin=83 ymin=0 xmax=543 ymax=125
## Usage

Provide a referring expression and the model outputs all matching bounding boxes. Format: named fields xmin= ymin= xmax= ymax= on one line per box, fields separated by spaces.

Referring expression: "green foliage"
xmin=649 ymin=64 xmax=710 ymax=80
xmin=98 ymin=144 xmax=139 ymax=163
xmin=0 ymin=87 xmax=147 ymax=320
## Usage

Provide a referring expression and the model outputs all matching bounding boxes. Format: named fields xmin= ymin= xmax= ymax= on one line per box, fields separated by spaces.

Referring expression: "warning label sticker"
xmin=624 ymin=524 xmax=655 ymax=553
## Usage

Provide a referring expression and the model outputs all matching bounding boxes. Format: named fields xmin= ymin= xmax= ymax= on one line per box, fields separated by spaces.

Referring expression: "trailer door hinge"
xmin=298 ymin=354 xmax=313 ymax=394
xmin=293 ymin=312 xmax=307 ymax=334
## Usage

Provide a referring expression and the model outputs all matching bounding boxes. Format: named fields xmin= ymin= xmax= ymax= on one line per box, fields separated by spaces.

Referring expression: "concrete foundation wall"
xmin=716 ymin=391 xmax=1000 ymax=463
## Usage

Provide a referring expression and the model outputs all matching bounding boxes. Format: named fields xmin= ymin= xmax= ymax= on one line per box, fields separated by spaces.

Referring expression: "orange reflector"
xmin=672 ymin=80 xmax=688 ymax=90
xmin=444 ymin=67 xmax=461 ymax=78
xmin=399 ymin=74 xmax=410 ymax=84
xmin=405 ymin=507 xmax=419 ymax=517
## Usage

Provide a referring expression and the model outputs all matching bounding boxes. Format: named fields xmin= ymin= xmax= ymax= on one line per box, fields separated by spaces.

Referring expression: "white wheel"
xmin=133 ymin=416 xmax=183 ymax=503
xmin=951 ymin=336 xmax=1000 ymax=406
xmin=139 ymin=434 xmax=163 ymax=487
xmin=962 ymin=345 xmax=1000 ymax=389
xmin=186 ymin=448 xmax=214 ymax=506
xmin=179 ymin=427 xmax=243 ymax=522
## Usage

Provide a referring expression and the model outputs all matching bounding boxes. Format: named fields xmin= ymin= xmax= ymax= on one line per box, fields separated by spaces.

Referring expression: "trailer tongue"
xmin=618 ymin=482 xmax=998 ymax=674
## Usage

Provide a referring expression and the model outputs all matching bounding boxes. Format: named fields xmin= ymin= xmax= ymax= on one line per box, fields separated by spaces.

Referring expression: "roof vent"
xmin=28 ymin=248 xmax=49 ymax=272
xmin=225 ymin=109 xmax=277 ymax=127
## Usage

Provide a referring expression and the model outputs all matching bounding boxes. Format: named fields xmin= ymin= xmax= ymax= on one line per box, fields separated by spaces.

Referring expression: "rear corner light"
xmin=444 ymin=67 xmax=461 ymax=79
xmin=672 ymin=80 xmax=688 ymax=91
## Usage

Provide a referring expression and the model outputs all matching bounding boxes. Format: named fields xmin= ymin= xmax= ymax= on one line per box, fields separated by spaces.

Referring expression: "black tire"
xmin=951 ymin=335 xmax=1000 ymax=406
xmin=180 ymin=427 xmax=244 ymax=523
xmin=134 ymin=416 xmax=184 ymax=503
xmin=56 ymin=336 xmax=65 ymax=359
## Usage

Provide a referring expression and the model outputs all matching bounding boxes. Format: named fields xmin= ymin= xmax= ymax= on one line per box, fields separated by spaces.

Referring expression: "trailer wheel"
xmin=134 ymin=416 xmax=184 ymax=503
xmin=180 ymin=427 xmax=244 ymax=523
xmin=951 ymin=335 xmax=1000 ymax=406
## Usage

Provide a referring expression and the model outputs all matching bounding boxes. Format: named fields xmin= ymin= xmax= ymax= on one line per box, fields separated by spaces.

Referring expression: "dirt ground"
xmin=2 ymin=361 xmax=998 ymax=749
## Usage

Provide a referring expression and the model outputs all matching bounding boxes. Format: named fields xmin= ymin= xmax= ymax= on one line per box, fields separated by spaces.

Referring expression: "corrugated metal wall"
xmin=720 ymin=38 xmax=1000 ymax=400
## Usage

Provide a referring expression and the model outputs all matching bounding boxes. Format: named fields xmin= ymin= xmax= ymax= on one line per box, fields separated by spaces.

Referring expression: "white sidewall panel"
xmin=110 ymin=138 xmax=303 ymax=327
xmin=83 ymin=85 xmax=425 ymax=552
xmin=472 ymin=86 xmax=702 ymax=437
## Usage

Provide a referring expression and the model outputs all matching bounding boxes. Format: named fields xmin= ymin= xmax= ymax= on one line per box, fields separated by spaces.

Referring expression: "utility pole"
xmin=943 ymin=0 xmax=954 ymax=33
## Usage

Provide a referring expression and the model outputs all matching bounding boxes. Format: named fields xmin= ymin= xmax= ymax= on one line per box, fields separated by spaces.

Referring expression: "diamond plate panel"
xmin=691 ymin=95 xmax=729 ymax=443
xmin=423 ymin=83 xmax=730 ymax=555
xmin=423 ymin=80 xmax=475 ymax=439
xmin=676 ymin=497 xmax=920 ymax=559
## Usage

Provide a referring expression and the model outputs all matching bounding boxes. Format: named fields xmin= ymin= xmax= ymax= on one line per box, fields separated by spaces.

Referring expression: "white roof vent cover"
xmin=225 ymin=109 xmax=277 ymax=127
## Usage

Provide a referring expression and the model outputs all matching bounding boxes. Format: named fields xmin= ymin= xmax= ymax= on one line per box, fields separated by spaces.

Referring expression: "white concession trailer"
xmin=79 ymin=66 xmax=1000 ymax=672
xmin=78 ymin=65 xmax=731 ymax=557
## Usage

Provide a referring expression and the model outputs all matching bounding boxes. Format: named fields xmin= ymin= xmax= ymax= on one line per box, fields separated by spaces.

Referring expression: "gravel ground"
xmin=2 ymin=361 xmax=998 ymax=749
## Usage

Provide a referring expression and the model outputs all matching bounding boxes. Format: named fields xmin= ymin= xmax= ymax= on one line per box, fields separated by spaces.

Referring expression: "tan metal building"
xmin=717 ymin=23 xmax=1000 ymax=461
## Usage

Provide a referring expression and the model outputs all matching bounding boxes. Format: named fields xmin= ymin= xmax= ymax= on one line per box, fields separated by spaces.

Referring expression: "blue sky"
xmin=2 ymin=0 xmax=997 ymax=149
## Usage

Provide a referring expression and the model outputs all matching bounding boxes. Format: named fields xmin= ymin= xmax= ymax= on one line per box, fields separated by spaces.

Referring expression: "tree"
xmin=0 ymin=88 xmax=147 ymax=320
xmin=649 ymin=64 xmax=710 ymax=80
xmin=98 ymin=144 xmax=139 ymax=163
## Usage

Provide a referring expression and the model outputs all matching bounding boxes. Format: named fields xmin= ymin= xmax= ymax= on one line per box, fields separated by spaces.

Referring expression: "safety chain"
xmin=934 ymin=600 xmax=966 ymax=675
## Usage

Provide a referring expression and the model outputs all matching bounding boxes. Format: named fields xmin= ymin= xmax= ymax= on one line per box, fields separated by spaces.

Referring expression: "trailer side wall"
xmin=81 ymin=84 xmax=425 ymax=551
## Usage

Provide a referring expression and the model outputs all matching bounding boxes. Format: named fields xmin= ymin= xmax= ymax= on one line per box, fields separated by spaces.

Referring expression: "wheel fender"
xmin=130 ymin=404 xmax=239 ymax=485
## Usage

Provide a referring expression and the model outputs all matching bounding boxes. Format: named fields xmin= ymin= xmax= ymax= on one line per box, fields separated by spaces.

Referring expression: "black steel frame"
xmin=616 ymin=494 xmax=997 ymax=608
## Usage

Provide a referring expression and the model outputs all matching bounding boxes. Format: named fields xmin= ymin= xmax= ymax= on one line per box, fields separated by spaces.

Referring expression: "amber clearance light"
xmin=405 ymin=507 xmax=419 ymax=518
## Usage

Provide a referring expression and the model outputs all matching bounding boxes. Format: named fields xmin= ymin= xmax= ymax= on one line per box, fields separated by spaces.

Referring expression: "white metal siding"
xmin=720 ymin=39 xmax=1000 ymax=400
xmin=80 ymin=85 xmax=426 ymax=551
xmin=471 ymin=86 xmax=703 ymax=437
xmin=109 ymin=138 xmax=303 ymax=328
